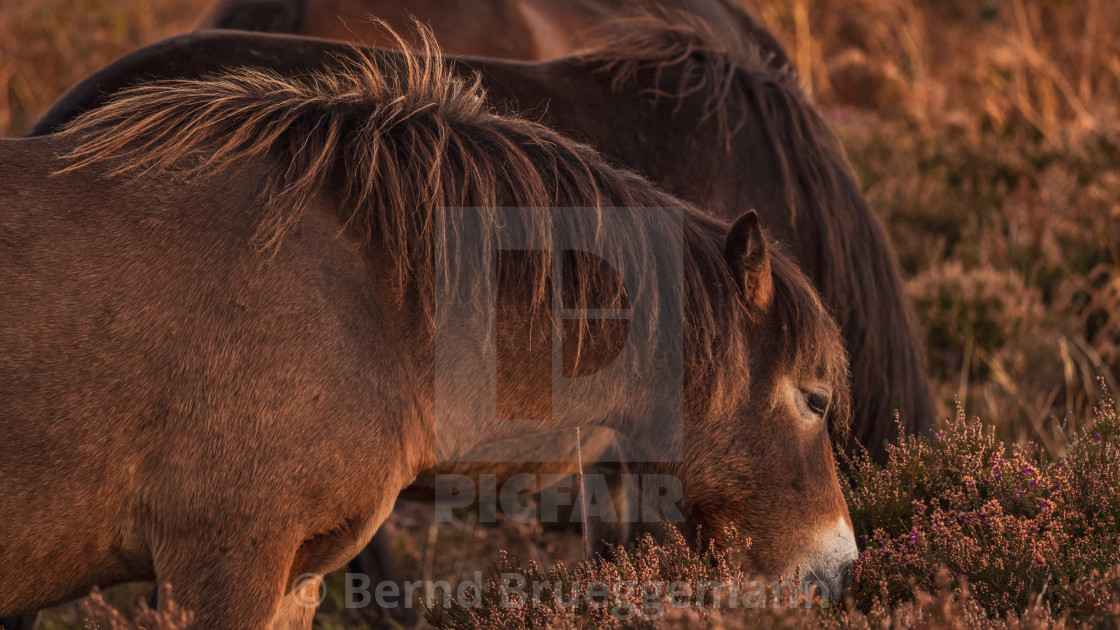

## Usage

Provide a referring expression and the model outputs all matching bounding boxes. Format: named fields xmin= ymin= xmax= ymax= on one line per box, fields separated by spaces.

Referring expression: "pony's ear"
xmin=725 ymin=210 xmax=773 ymax=309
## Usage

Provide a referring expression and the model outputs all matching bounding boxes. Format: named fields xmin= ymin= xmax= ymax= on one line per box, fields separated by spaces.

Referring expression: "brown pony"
xmin=194 ymin=0 xmax=790 ymax=64
xmin=1 ymin=41 xmax=855 ymax=626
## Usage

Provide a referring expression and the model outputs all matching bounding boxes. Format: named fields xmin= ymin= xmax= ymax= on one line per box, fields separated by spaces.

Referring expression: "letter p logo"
xmin=433 ymin=207 xmax=684 ymax=464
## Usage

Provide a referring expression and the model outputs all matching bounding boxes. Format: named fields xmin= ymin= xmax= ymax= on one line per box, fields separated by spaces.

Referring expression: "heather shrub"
xmin=907 ymin=263 xmax=1046 ymax=382
xmin=425 ymin=526 xmax=831 ymax=629
xmin=423 ymin=404 xmax=1120 ymax=629
xmin=78 ymin=586 xmax=191 ymax=630
xmin=845 ymin=396 xmax=1120 ymax=618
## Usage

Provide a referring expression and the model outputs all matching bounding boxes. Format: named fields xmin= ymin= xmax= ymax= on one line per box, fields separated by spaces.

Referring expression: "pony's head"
xmin=678 ymin=209 xmax=855 ymax=597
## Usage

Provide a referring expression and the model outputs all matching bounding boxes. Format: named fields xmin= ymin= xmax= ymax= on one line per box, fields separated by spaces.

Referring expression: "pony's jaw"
xmin=795 ymin=516 xmax=857 ymax=602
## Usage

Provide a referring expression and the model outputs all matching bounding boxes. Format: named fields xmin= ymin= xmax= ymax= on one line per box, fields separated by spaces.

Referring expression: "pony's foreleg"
xmin=152 ymin=537 xmax=306 ymax=630
xmin=582 ymin=461 xmax=634 ymax=558
xmin=346 ymin=528 xmax=417 ymax=624
xmin=271 ymin=574 xmax=321 ymax=630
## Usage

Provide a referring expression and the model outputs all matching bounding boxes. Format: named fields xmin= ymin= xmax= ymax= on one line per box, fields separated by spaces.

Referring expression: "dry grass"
xmin=0 ymin=0 xmax=210 ymax=136
xmin=4 ymin=0 xmax=1120 ymax=628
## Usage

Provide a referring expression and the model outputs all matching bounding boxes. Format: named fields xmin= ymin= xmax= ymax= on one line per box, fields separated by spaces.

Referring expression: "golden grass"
xmin=748 ymin=0 xmax=1120 ymax=137
xmin=0 ymin=0 xmax=210 ymax=136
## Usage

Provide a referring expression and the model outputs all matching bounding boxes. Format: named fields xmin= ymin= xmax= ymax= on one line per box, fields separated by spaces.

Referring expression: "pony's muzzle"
xmin=801 ymin=517 xmax=858 ymax=603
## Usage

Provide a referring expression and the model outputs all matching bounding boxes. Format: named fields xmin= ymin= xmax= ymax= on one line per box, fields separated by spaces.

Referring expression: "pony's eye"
xmin=802 ymin=389 xmax=830 ymax=417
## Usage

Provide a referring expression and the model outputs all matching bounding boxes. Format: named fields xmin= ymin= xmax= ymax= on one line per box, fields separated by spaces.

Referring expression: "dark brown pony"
xmin=32 ymin=23 xmax=932 ymax=458
xmin=1 ymin=40 xmax=856 ymax=626
xmin=195 ymin=0 xmax=790 ymax=64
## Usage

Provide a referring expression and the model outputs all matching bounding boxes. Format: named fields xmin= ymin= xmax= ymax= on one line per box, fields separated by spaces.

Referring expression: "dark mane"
xmin=576 ymin=6 xmax=796 ymax=145
xmin=57 ymin=27 xmax=849 ymax=431
xmin=579 ymin=12 xmax=926 ymax=443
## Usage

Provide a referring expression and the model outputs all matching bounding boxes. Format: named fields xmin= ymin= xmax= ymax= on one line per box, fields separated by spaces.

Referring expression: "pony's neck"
xmin=424 ymin=227 xmax=717 ymax=465
xmin=427 ymin=299 xmax=687 ymax=463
